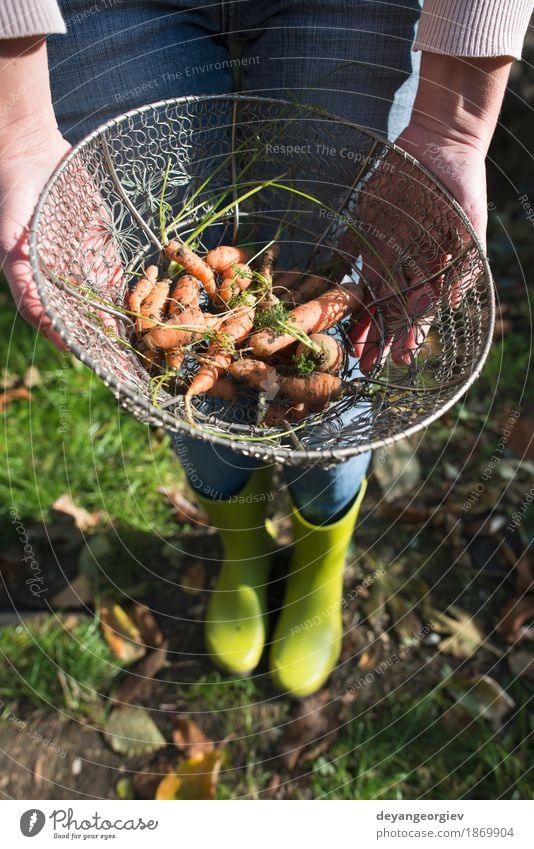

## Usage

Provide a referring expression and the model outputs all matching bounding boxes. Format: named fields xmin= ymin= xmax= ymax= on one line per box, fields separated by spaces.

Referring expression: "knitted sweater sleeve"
xmin=414 ymin=0 xmax=534 ymax=59
xmin=0 ymin=0 xmax=66 ymax=38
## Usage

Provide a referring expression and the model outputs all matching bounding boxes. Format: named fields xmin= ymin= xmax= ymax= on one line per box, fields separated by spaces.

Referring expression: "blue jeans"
xmin=48 ymin=0 xmax=420 ymax=523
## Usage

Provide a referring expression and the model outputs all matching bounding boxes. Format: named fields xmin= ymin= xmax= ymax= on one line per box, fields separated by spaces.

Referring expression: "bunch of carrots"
xmin=128 ymin=241 xmax=362 ymax=425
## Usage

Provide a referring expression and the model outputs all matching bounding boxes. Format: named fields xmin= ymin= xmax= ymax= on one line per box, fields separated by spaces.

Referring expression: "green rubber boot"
xmin=269 ymin=478 xmax=367 ymax=698
xmin=198 ymin=467 xmax=274 ymax=676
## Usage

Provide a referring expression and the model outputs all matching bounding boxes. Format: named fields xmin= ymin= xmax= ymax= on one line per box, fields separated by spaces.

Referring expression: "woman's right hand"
xmin=0 ymin=128 xmax=72 ymax=348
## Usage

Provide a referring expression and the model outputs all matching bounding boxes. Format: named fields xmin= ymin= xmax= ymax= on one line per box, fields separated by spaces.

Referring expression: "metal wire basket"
xmin=30 ymin=95 xmax=494 ymax=468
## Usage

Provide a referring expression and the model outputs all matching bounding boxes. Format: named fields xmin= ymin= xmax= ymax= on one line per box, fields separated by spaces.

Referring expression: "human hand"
xmin=0 ymin=128 xmax=71 ymax=348
xmin=346 ymin=51 xmax=511 ymax=374
xmin=347 ymin=121 xmax=487 ymax=373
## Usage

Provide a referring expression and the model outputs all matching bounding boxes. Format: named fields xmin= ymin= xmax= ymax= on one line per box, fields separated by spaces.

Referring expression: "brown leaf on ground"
xmin=0 ymin=387 xmax=31 ymax=412
xmin=133 ymin=752 xmax=179 ymax=799
xmin=103 ymin=706 xmax=166 ymax=757
xmin=379 ymin=499 xmax=433 ymax=524
xmin=386 ymin=594 xmax=422 ymax=642
xmin=514 ymin=555 xmax=534 ymax=596
xmin=51 ymin=573 xmax=94 ymax=609
xmin=181 ymin=562 xmax=206 ymax=595
xmin=373 ymin=440 xmax=421 ymax=503
xmin=429 ymin=605 xmax=500 ymax=659
xmin=155 ymin=750 xmax=222 ymax=800
xmin=279 ymin=692 xmax=339 ymax=771
xmin=506 ymin=415 xmax=534 ymax=461
xmin=172 ymin=716 xmax=214 ymax=758
xmin=51 ymin=494 xmax=102 ymax=532
xmin=111 ymin=641 xmax=168 ymax=706
xmin=446 ymin=674 xmax=515 ymax=731
xmin=99 ymin=601 xmax=146 ymax=663
xmin=499 ymin=542 xmax=534 ymax=594
xmin=128 ymin=603 xmax=165 ymax=649
xmin=157 ymin=486 xmax=209 ymax=526
xmin=261 ymin=773 xmax=282 ymax=799
xmin=496 ymin=596 xmax=534 ymax=644
xmin=507 ymin=650 xmax=534 ymax=681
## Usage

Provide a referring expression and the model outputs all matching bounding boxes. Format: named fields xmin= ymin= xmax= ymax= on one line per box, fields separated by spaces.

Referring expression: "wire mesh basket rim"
xmin=29 ymin=93 xmax=495 ymax=465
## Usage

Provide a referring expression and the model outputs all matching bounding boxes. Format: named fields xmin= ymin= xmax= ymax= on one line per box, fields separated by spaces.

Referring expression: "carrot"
xmin=166 ymin=349 xmax=185 ymax=371
xmin=168 ymin=274 xmax=200 ymax=314
xmin=264 ymin=401 xmax=309 ymax=426
xmin=228 ymin=358 xmax=274 ymax=390
xmin=278 ymin=372 xmax=343 ymax=406
xmin=272 ymin=269 xmax=303 ymax=297
xmin=250 ymin=282 xmax=361 ymax=358
xmin=128 ymin=265 xmax=158 ymax=316
xmin=254 ymin=247 xmax=282 ymax=312
xmin=205 ymin=378 xmax=238 ymax=402
xmin=295 ymin=333 xmax=345 ymax=374
xmin=217 ymin=264 xmax=252 ymax=303
xmin=230 ymin=358 xmax=343 ymax=407
xmin=225 ymin=262 xmax=253 ymax=290
xmin=165 ymin=241 xmax=216 ymax=299
xmin=140 ymin=348 xmax=164 ymax=373
xmin=143 ymin=308 xmax=208 ymax=350
xmin=289 ymin=275 xmax=329 ymax=306
xmin=205 ymin=246 xmax=250 ymax=273
xmin=187 ymin=305 xmax=255 ymax=397
xmin=137 ymin=279 xmax=170 ymax=332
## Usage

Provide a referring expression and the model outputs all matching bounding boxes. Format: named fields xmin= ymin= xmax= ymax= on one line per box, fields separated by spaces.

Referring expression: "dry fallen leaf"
xmin=279 ymin=692 xmax=339 ymax=771
xmin=446 ymin=674 xmax=515 ymax=731
xmin=103 ymin=706 xmax=166 ymax=757
xmin=379 ymin=498 xmax=433 ymax=524
xmin=181 ymin=562 xmax=206 ymax=595
xmin=132 ymin=752 xmax=180 ymax=799
xmin=507 ymin=650 xmax=534 ymax=681
xmin=51 ymin=494 xmax=102 ymax=533
xmin=100 ymin=601 xmax=146 ymax=663
xmin=128 ymin=603 xmax=165 ymax=649
xmin=373 ymin=440 xmax=421 ymax=503
xmin=507 ymin=415 xmax=534 ymax=461
xmin=155 ymin=750 xmax=222 ymax=800
xmin=51 ymin=573 xmax=94 ymax=609
xmin=172 ymin=716 xmax=214 ymax=758
xmin=430 ymin=605 xmax=500 ymax=659
xmin=0 ymin=387 xmax=31 ymax=412
xmin=386 ymin=594 xmax=422 ymax=642
xmin=157 ymin=486 xmax=209 ymax=526
xmin=496 ymin=596 xmax=534 ymax=644
xmin=112 ymin=641 xmax=169 ymax=706
xmin=515 ymin=555 xmax=534 ymax=596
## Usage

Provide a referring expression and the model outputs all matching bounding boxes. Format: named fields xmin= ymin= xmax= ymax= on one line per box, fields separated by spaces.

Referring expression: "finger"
xmin=349 ymin=304 xmax=376 ymax=359
xmin=391 ymin=319 xmax=433 ymax=366
xmin=359 ymin=312 xmax=393 ymax=374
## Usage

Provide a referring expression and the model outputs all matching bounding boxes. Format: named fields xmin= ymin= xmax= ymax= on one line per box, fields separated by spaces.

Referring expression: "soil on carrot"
xmin=0 ymin=37 xmax=533 ymax=800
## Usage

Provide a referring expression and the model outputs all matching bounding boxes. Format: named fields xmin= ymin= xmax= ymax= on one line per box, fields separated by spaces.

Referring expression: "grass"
xmin=0 ymin=284 xmax=182 ymax=546
xmin=0 ymin=615 xmax=123 ymax=721
xmin=170 ymin=673 xmax=532 ymax=800
xmin=306 ymin=691 xmax=532 ymax=800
